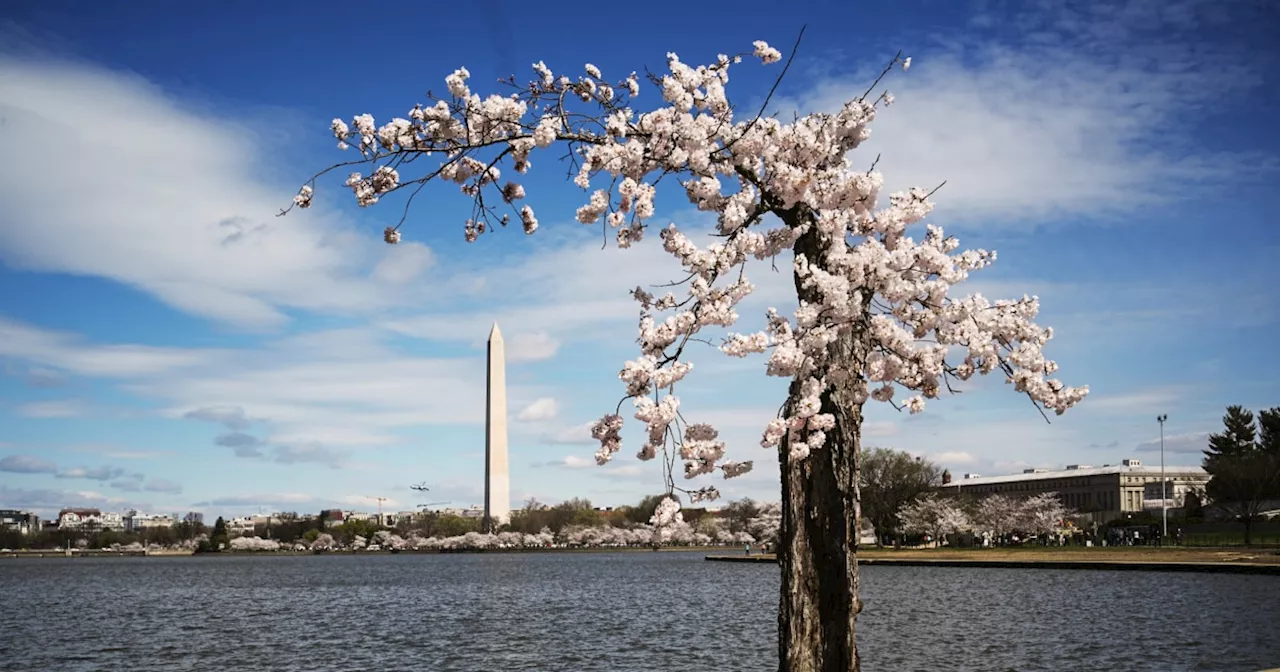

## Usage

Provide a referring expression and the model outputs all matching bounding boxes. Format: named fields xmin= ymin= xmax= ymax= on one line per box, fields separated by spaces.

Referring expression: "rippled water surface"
xmin=2 ymin=551 xmax=1277 ymax=671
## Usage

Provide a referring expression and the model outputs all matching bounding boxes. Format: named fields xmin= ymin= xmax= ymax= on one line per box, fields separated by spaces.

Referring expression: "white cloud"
xmin=193 ymin=492 xmax=316 ymax=508
xmin=557 ymin=455 xmax=645 ymax=480
xmin=782 ymin=0 xmax=1268 ymax=226
xmin=540 ymin=421 xmax=596 ymax=445
xmin=56 ymin=465 xmax=126 ymax=481
xmin=0 ymin=317 xmax=558 ymax=452
xmin=929 ymin=451 xmax=979 ymax=466
xmin=561 ymin=455 xmax=594 ymax=469
xmin=0 ymin=485 xmax=145 ymax=516
xmin=516 ymin=397 xmax=559 ymax=422
xmin=0 ymin=454 xmax=57 ymax=474
xmin=506 ymin=332 xmax=560 ymax=363
xmin=1078 ymin=387 xmax=1185 ymax=414
xmin=335 ymin=494 xmax=403 ymax=509
xmin=0 ymin=318 xmax=216 ymax=377
xmin=370 ymin=243 xmax=434 ymax=285
xmin=0 ymin=5 xmax=1266 ymax=510
xmin=0 ymin=55 xmax=433 ymax=330
xmin=1134 ymin=431 xmax=1211 ymax=456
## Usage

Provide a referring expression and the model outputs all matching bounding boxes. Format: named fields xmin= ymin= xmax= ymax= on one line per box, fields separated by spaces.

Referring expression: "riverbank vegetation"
xmin=0 ymin=495 xmax=780 ymax=554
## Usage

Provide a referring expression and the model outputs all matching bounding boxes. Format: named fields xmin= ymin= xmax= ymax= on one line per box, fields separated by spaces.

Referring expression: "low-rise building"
xmin=947 ymin=458 xmax=1209 ymax=524
xmin=0 ymin=510 xmax=40 ymax=534
xmin=439 ymin=506 xmax=485 ymax=519
xmin=57 ymin=508 xmax=103 ymax=530
xmin=227 ymin=517 xmax=256 ymax=536
xmin=126 ymin=513 xmax=177 ymax=531
xmin=99 ymin=511 xmax=125 ymax=531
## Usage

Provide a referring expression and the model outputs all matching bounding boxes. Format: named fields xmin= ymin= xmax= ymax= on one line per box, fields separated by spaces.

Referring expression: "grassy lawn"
xmin=857 ymin=546 xmax=1280 ymax=565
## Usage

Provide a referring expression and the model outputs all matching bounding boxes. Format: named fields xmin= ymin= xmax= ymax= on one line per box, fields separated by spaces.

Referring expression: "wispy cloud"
xmin=1135 ymin=431 xmax=1211 ymax=456
xmin=0 ymin=454 xmax=57 ymax=474
xmin=56 ymin=465 xmax=125 ymax=481
xmin=784 ymin=0 xmax=1272 ymax=226
xmin=144 ymin=478 xmax=184 ymax=494
xmin=0 ymin=54 xmax=444 ymax=330
xmin=214 ymin=432 xmax=265 ymax=458
xmin=558 ymin=454 xmax=644 ymax=479
xmin=24 ymin=367 xmax=65 ymax=388
xmin=272 ymin=443 xmax=347 ymax=469
xmin=539 ymin=421 xmax=597 ymax=445
xmin=516 ymin=397 xmax=559 ymax=423
xmin=184 ymin=405 xmax=254 ymax=431
xmin=0 ymin=485 xmax=140 ymax=515
xmin=1081 ymin=387 xmax=1186 ymax=414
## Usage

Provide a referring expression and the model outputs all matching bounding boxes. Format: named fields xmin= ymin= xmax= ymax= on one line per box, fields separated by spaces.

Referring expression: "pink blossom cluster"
xmin=897 ymin=495 xmax=972 ymax=543
xmin=228 ymin=536 xmax=283 ymax=552
xmin=972 ymin=493 xmax=1071 ymax=537
xmin=298 ymin=38 xmax=1088 ymax=521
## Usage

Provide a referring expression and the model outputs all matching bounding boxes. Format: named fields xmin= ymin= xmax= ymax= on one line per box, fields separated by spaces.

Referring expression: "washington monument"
xmin=484 ymin=323 xmax=511 ymax=531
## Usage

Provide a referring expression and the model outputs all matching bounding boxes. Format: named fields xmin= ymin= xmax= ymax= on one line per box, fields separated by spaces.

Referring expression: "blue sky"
xmin=1 ymin=0 xmax=1277 ymax=520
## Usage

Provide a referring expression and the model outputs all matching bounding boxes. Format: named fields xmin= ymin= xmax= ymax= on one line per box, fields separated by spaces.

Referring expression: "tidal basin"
xmin=2 ymin=551 xmax=1277 ymax=671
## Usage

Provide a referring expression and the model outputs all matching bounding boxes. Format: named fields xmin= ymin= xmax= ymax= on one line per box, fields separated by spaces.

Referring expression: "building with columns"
xmin=946 ymin=459 xmax=1209 ymax=524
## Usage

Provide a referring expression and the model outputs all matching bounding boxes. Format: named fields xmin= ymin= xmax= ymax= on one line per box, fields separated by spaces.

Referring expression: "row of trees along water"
xmin=6 ymin=404 xmax=1274 ymax=553
xmin=863 ymin=404 xmax=1280 ymax=548
xmin=0 ymin=494 xmax=780 ymax=552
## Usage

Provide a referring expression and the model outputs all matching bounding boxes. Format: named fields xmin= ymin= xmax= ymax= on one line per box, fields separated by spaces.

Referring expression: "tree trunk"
xmin=776 ymin=211 xmax=870 ymax=672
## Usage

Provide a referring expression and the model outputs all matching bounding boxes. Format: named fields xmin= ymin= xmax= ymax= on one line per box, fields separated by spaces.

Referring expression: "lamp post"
xmin=1157 ymin=414 xmax=1168 ymax=540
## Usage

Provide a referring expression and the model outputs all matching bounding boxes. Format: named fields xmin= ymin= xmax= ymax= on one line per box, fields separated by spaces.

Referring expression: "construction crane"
xmin=366 ymin=496 xmax=389 ymax=526
xmin=417 ymin=501 xmax=451 ymax=510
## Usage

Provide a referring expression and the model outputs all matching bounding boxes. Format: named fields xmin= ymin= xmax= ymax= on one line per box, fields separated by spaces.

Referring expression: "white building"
xmin=57 ymin=508 xmax=102 ymax=529
xmin=99 ymin=512 xmax=125 ymax=531
xmin=143 ymin=514 xmax=176 ymax=529
xmin=227 ymin=517 xmax=257 ymax=536
xmin=948 ymin=459 xmax=1210 ymax=524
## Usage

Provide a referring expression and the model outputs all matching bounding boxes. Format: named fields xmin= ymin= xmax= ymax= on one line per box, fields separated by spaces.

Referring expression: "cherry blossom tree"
xmin=973 ymin=494 xmax=1022 ymax=542
xmin=288 ymin=32 xmax=1086 ymax=671
xmin=971 ymin=493 xmax=1072 ymax=543
xmin=228 ymin=536 xmax=282 ymax=552
xmin=897 ymin=495 xmax=970 ymax=546
xmin=1016 ymin=493 xmax=1071 ymax=538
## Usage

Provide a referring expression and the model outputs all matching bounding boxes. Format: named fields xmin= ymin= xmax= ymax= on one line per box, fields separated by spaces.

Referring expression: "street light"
xmin=1157 ymin=414 xmax=1168 ymax=541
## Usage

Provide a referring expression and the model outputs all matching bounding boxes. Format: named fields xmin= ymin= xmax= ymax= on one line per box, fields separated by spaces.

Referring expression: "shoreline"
xmin=0 ymin=545 xmax=731 ymax=560
xmin=706 ymin=549 xmax=1280 ymax=576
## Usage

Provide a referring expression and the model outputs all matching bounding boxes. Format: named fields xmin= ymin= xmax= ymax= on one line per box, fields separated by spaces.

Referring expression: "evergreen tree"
xmin=1202 ymin=406 xmax=1280 ymax=546
xmin=210 ymin=516 xmax=229 ymax=551
xmin=1256 ymin=408 xmax=1280 ymax=456
xmin=1203 ymin=405 xmax=1256 ymax=466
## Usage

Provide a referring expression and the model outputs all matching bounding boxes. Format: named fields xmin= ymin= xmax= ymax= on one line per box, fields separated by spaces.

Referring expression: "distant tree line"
xmin=0 ymin=493 xmax=775 ymax=552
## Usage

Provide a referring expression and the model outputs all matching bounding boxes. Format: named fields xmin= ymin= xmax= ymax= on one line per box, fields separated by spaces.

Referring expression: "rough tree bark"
xmin=777 ymin=208 xmax=870 ymax=672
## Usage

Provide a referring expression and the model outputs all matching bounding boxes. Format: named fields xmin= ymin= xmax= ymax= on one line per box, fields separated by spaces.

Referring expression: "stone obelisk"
xmin=484 ymin=323 xmax=511 ymax=531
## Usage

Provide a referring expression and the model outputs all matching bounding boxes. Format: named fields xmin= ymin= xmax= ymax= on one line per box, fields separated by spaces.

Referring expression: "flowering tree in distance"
xmin=897 ymin=495 xmax=971 ymax=546
xmin=285 ymin=31 xmax=1088 ymax=671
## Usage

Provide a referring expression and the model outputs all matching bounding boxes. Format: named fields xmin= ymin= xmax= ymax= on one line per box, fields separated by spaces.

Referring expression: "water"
xmin=1 ymin=551 xmax=1277 ymax=671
